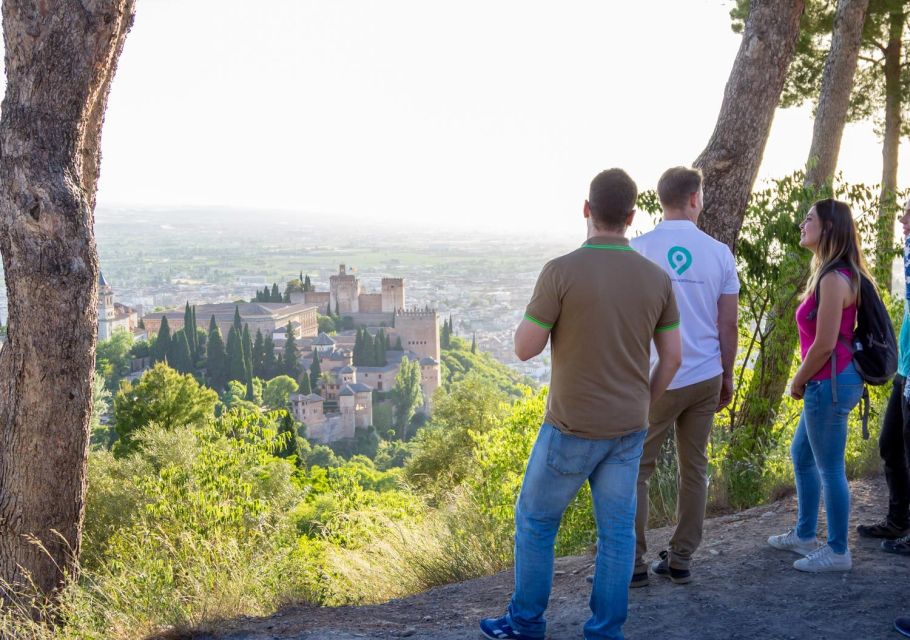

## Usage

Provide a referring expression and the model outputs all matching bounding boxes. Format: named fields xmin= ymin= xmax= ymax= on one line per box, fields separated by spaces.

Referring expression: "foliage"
xmin=440 ymin=335 xmax=532 ymax=396
xmin=317 ymin=314 xmax=336 ymax=334
xmin=263 ymin=375 xmax=299 ymax=410
xmin=113 ymin=363 xmax=218 ymax=455
xmin=392 ymin=356 xmax=423 ymax=439
xmin=95 ymin=330 xmax=134 ymax=391
xmin=283 ymin=323 xmax=301 ymax=379
xmin=405 ymin=373 xmax=512 ymax=499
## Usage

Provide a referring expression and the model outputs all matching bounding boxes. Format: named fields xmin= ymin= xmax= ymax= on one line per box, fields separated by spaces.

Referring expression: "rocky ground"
xmin=174 ymin=476 xmax=909 ymax=640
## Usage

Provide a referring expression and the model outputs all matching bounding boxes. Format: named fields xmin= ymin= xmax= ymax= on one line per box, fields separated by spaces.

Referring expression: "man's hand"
xmin=789 ymin=380 xmax=806 ymax=400
xmin=716 ymin=375 xmax=733 ymax=413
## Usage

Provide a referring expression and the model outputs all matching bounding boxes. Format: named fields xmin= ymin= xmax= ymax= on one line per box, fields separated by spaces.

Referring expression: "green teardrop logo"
xmin=667 ymin=246 xmax=692 ymax=275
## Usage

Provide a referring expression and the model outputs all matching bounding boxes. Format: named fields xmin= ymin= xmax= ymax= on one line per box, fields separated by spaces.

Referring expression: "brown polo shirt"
xmin=525 ymin=235 xmax=679 ymax=439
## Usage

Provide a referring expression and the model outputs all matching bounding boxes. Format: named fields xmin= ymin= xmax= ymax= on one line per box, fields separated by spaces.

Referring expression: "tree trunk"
xmin=0 ymin=0 xmax=135 ymax=609
xmin=872 ymin=6 xmax=905 ymax=291
xmin=695 ymin=0 xmax=805 ymax=252
xmin=737 ymin=0 xmax=871 ymax=438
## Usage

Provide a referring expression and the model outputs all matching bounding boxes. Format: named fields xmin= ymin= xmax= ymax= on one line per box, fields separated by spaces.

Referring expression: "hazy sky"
xmin=92 ymin=0 xmax=908 ymax=234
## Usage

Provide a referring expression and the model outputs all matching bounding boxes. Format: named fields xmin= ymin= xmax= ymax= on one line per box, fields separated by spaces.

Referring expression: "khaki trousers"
xmin=634 ymin=374 xmax=722 ymax=572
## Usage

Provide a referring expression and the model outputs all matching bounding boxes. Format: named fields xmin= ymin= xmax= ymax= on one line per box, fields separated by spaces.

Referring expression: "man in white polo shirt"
xmin=629 ymin=166 xmax=739 ymax=586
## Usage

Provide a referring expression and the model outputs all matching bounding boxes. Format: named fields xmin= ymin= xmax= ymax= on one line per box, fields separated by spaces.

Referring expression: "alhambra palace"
xmin=119 ymin=265 xmax=440 ymax=445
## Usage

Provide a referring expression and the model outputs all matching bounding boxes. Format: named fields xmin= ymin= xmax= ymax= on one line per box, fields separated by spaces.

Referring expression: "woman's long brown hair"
xmin=802 ymin=198 xmax=875 ymax=305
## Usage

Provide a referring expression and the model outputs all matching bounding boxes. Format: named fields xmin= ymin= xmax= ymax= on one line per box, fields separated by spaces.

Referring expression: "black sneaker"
xmin=629 ymin=571 xmax=649 ymax=588
xmin=650 ymin=550 xmax=691 ymax=584
xmin=881 ymin=534 xmax=910 ymax=556
xmin=585 ymin=572 xmax=650 ymax=588
xmin=856 ymin=519 xmax=910 ymax=539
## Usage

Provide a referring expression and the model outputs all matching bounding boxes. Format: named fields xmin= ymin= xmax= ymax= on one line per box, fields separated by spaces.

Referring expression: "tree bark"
xmin=872 ymin=5 xmax=905 ymax=291
xmin=0 ymin=0 xmax=135 ymax=609
xmin=737 ymin=0 xmax=871 ymax=436
xmin=695 ymin=0 xmax=805 ymax=252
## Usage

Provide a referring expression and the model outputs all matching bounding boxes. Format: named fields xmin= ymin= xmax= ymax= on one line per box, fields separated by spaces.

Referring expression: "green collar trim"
xmin=583 ymin=243 xmax=634 ymax=251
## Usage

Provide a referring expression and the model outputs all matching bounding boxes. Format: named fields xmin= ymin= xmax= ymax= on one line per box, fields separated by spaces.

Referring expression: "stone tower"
xmin=97 ymin=272 xmax=116 ymax=340
xmin=381 ymin=278 xmax=405 ymax=313
xmin=395 ymin=307 xmax=440 ymax=360
xmin=330 ymin=264 xmax=360 ymax=314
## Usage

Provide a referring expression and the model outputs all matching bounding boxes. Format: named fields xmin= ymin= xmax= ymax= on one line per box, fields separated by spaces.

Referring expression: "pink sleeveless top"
xmin=795 ymin=269 xmax=857 ymax=381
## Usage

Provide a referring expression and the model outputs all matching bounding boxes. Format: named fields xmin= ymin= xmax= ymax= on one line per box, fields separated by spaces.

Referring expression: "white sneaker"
xmin=767 ymin=529 xmax=820 ymax=556
xmin=793 ymin=545 xmax=852 ymax=573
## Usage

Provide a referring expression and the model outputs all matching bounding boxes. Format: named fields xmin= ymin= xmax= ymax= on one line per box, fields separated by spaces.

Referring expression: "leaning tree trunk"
xmin=694 ymin=0 xmax=805 ymax=252
xmin=0 ymin=0 xmax=135 ymax=610
xmin=872 ymin=6 xmax=905 ymax=291
xmin=737 ymin=0 xmax=871 ymax=438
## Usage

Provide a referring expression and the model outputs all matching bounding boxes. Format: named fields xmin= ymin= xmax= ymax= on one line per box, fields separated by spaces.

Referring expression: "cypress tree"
xmin=353 ymin=328 xmax=363 ymax=366
xmin=252 ymin=329 xmax=265 ymax=378
xmin=395 ymin=336 xmax=403 ymax=351
xmin=471 ymin=332 xmax=477 ymax=354
xmin=263 ymin=333 xmax=277 ymax=379
xmin=167 ymin=329 xmax=192 ymax=374
xmin=334 ymin=301 xmax=340 ymax=317
xmin=183 ymin=302 xmax=196 ymax=361
xmin=246 ymin=377 xmax=255 ymax=402
xmin=233 ymin=305 xmax=243 ymax=333
xmin=283 ymin=322 xmax=300 ymax=379
xmin=304 ymin=274 xmax=312 ymax=292
xmin=154 ymin=316 xmax=171 ymax=363
xmin=206 ymin=315 xmax=227 ymax=390
xmin=138 ymin=316 xmax=145 ymax=330
xmin=226 ymin=326 xmax=247 ymax=384
xmin=309 ymin=351 xmax=321 ymax=391
xmin=299 ymin=371 xmax=312 ymax=395
xmin=271 ymin=282 xmax=281 ymax=302
xmin=242 ymin=324 xmax=254 ymax=382
xmin=375 ymin=328 xmax=387 ymax=366
xmin=299 ymin=270 xmax=304 ymax=285
xmin=191 ymin=306 xmax=199 ymax=359
xmin=276 ymin=411 xmax=301 ymax=460
xmin=363 ymin=331 xmax=375 ymax=366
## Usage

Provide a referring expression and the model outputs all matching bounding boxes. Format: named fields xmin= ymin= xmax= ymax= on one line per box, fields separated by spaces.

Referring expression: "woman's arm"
xmin=790 ymin=272 xmax=854 ymax=399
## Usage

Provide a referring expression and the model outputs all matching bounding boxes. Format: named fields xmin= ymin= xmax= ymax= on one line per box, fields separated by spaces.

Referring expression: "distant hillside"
xmin=440 ymin=335 xmax=533 ymax=396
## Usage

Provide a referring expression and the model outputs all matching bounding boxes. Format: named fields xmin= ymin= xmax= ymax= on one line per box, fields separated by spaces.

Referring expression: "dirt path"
xmin=186 ymin=476 xmax=909 ymax=640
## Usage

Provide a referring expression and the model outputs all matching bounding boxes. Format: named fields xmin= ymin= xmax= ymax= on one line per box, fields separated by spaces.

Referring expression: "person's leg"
xmin=634 ymin=392 xmax=678 ymax=575
xmin=668 ymin=375 xmax=722 ymax=570
xmin=585 ymin=429 xmax=646 ymax=640
xmin=899 ymin=382 xmax=910 ymax=525
xmin=791 ymin=405 xmax=821 ymax=541
xmin=505 ymin=424 xmax=594 ymax=638
xmin=804 ymin=366 xmax=863 ymax=554
xmin=877 ymin=376 xmax=909 ymax=529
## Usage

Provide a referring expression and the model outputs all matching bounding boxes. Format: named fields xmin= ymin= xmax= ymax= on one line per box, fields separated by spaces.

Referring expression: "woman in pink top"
xmin=767 ymin=199 xmax=872 ymax=573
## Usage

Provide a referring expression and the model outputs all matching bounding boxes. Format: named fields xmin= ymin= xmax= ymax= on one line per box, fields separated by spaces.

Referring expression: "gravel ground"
xmin=174 ymin=476 xmax=909 ymax=640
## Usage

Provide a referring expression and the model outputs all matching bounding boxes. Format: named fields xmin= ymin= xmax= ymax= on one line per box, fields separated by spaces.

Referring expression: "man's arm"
xmin=716 ymin=293 xmax=739 ymax=412
xmin=515 ymin=317 xmax=551 ymax=361
xmin=650 ymin=327 xmax=682 ymax=404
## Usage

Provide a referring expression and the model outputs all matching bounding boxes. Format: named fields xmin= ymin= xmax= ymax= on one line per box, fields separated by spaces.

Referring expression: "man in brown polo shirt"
xmin=480 ymin=168 xmax=682 ymax=640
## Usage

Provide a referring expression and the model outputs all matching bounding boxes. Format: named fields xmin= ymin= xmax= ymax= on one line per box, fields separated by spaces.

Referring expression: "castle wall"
xmin=381 ymin=278 xmax=405 ymax=313
xmin=395 ymin=309 xmax=440 ymax=360
xmin=358 ymin=293 xmax=383 ymax=313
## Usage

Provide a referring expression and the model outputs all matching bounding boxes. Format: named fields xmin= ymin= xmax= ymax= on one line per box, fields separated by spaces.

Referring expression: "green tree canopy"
xmin=113 ymin=362 xmax=218 ymax=455
xmin=95 ymin=329 xmax=134 ymax=391
xmin=263 ymin=375 xmax=299 ymax=410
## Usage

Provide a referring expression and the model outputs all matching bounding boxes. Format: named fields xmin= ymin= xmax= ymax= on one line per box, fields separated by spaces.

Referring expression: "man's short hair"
xmin=657 ymin=166 xmax=703 ymax=210
xmin=588 ymin=169 xmax=638 ymax=230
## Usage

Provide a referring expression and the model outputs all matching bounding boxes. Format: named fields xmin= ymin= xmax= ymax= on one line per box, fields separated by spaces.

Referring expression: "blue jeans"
xmin=507 ymin=423 xmax=646 ymax=640
xmin=792 ymin=361 xmax=864 ymax=554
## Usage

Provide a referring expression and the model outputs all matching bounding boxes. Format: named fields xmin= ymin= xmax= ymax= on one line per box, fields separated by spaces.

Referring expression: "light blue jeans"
xmin=792 ymin=361 xmax=864 ymax=554
xmin=506 ymin=423 xmax=646 ymax=640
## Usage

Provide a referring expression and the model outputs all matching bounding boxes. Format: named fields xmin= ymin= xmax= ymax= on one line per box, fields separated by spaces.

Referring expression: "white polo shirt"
xmin=631 ymin=219 xmax=740 ymax=390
